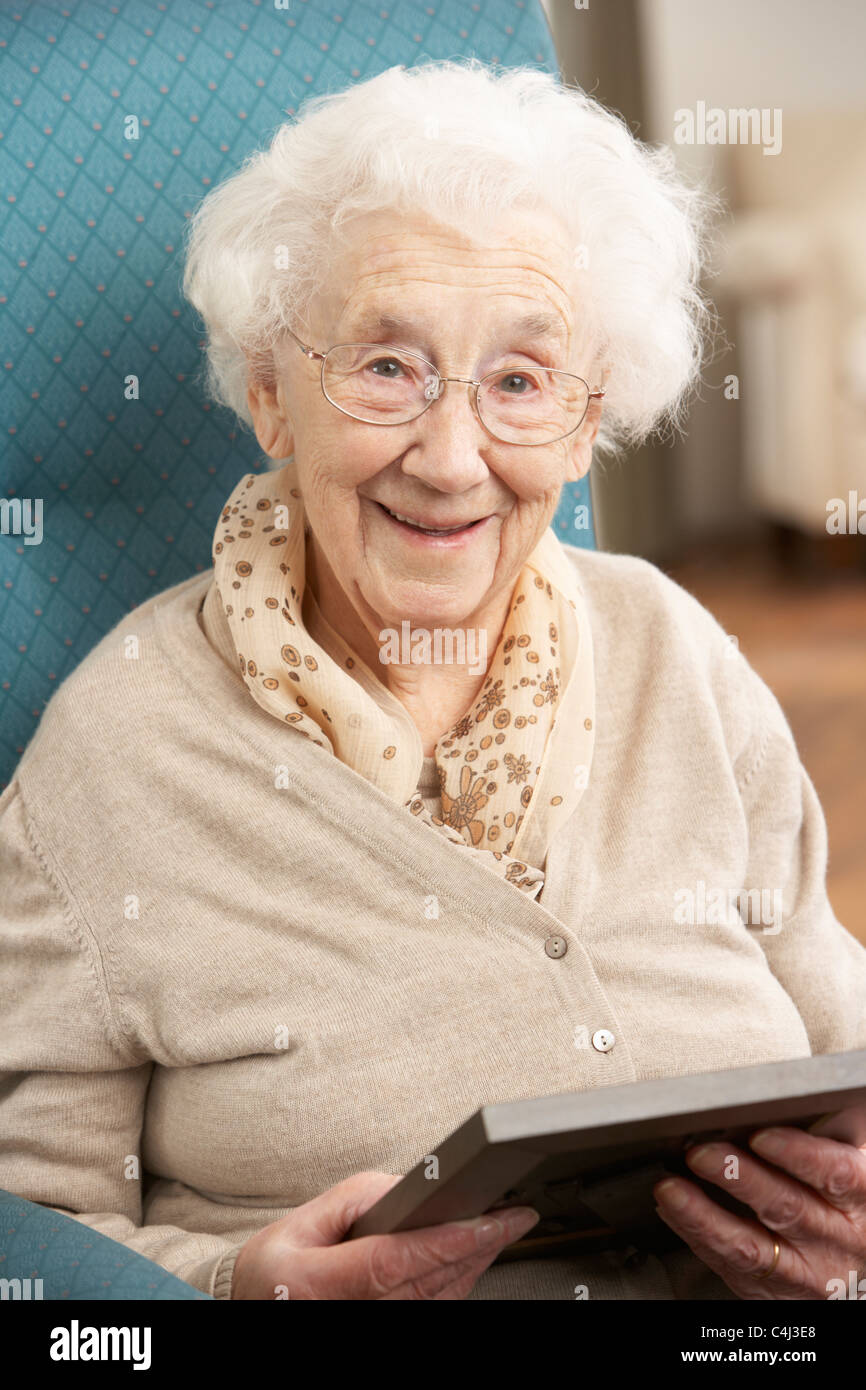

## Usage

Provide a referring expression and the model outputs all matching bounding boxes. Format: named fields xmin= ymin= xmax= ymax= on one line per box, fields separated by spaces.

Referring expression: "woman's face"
xmin=247 ymin=206 xmax=601 ymax=637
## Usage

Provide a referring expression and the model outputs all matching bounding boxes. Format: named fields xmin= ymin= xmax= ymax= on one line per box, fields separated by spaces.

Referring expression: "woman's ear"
xmin=246 ymin=373 xmax=295 ymax=460
xmin=564 ymin=377 xmax=605 ymax=483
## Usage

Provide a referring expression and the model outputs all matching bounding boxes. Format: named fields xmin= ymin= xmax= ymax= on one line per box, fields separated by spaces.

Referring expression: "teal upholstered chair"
xmin=0 ymin=1189 xmax=210 ymax=1300
xmin=0 ymin=0 xmax=595 ymax=1298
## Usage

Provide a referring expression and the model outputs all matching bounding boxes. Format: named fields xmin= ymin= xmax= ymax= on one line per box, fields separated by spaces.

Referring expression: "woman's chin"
xmin=364 ymin=554 xmax=500 ymax=621
xmin=373 ymin=594 xmax=489 ymax=635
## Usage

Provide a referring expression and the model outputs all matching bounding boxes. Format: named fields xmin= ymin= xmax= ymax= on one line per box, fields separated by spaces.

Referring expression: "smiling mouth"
xmin=375 ymin=501 xmax=487 ymax=536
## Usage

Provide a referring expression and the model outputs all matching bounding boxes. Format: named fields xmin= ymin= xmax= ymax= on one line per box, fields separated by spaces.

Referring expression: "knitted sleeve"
xmin=727 ymin=650 xmax=866 ymax=1054
xmin=0 ymin=780 xmax=243 ymax=1299
xmin=653 ymin=559 xmax=866 ymax=1056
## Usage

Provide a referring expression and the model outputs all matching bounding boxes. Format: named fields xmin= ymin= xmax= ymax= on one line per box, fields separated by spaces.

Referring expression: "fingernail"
xmin=472 ymin=1217 xmax=503 ymax=1245
xmin=503 ymin=1207 xmax=541 ymax=1239
xmin=686 ymin=1145 xmax=713 ymax=1167
xmin=655 ymin=1179 xmax=689 ymax=1210
xmin=446 ymin=1215 xmax=505 ymax=1252
xmin=453 ymin=1207 xmax=540 ymax=1250
xmin=473 ymin=1208 xmax=539 ymax=1249
xmin=750 ymin=1129 xmax=785 ymax=1156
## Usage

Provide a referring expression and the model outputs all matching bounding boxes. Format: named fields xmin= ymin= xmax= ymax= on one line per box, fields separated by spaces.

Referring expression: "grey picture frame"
xmin=347 ymin=1050 xmax=866 ymax=1261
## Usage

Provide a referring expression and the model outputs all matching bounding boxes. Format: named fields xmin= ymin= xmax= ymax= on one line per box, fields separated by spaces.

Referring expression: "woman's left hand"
xmin=652 ymin=1104 xmax=866 ymax=1299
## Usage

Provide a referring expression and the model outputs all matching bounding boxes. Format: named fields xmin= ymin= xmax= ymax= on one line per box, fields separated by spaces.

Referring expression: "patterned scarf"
xmin=211 ymin=460 xmax=595 ymax=899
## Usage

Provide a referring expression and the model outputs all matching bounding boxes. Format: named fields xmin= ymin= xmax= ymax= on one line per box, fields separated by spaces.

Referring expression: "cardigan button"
xmin=592 ymin=1029 xmax=616 ymax=1052
xmin=544 ymin=935 xmax=567 ymax=958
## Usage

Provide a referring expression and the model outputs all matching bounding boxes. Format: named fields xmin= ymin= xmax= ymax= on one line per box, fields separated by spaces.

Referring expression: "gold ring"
xmin=752 ymin=1237 xmax=781 ymax=1280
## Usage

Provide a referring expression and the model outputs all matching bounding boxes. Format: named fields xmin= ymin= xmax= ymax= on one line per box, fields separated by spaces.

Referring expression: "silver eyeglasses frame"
xmin=284 ymin=325 xmax=605 ymax=447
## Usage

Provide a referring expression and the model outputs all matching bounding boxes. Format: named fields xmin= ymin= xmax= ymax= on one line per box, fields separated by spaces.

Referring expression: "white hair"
xmin=181 ymin=58 xmax=715 ymax=455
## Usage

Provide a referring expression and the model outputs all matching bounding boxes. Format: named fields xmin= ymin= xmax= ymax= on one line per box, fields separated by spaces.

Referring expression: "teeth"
xmin=386 ymin=507 xmax=468 ymax=533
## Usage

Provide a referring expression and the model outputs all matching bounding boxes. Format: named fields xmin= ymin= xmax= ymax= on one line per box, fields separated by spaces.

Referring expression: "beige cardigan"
xmin=1 ymin=543 xmax=864 ymax=1301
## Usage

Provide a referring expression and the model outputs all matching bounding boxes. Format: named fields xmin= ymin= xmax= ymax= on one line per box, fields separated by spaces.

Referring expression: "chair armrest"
xmin=0 ymin=1188 xmax=212 ymax=1300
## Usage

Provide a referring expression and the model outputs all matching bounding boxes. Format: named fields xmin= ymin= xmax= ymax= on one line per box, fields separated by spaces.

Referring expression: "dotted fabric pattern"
xmin=0 ymin=1186 xmax=212 ymax=1299
xmin=0 ymin=0 xmax=595 ymax=791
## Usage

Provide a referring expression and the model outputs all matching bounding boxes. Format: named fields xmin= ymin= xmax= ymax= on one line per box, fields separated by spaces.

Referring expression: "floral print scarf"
xmin=211 ymin=460 xmax=596 ymax=900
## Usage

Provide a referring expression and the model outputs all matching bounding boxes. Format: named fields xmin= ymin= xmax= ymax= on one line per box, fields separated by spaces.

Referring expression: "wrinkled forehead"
xmin=309 ymin=205 xmax=582 ymax=349
xmin=329 ymin=203 xmax=576 ymax=263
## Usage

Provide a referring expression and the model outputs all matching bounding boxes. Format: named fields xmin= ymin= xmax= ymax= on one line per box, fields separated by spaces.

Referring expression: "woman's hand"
xmin=230 ymin=1170 xmax=540 ymax=1300
xmin=652 ymin=1105 xmax=866 ymax=1299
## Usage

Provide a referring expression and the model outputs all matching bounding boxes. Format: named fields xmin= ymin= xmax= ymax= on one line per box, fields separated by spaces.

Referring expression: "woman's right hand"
xmin=230 ymin=1170 xmax=540 ymax=1299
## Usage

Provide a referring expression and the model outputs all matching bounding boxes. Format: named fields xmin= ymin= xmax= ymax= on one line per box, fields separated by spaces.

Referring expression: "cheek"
xmin=498 ymin=447 xmax=569 ymax=504
xmin=303 ymin=425 xmax=393 ymax=501
xmin=299 ymin=449 xmax=367 ymax=520
xmin=500 ymin=479 xmax=564 ymax=534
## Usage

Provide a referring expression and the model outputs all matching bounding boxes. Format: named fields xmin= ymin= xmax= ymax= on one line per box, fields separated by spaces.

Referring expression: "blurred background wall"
xmin=542 ymin=0 xmax=866 ymax=938
xmin=544 ymin=0 xmax=866 ymax=557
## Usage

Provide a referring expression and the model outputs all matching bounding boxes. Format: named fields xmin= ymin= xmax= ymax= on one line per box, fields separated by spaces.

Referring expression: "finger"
xmin=746 ymin=1127 xmax=866 ymax=1214
xmin=428 ymin=1245 xmax=509 ymax=1300
xmin=304 ymin=1207 xmax=539 ymax=1299
xmin=379 ymin=1241 xmax=505 ymax=1300
xmin=682 ymin=1141 xmax=847 ymax=1243
xmin=287 ymin=1171 xmax=404 ymax=1248
xmin=364 ymin=1209 xmax=540 ymax=1298
xmin=382 ymin=1213 xmax=536 ymax=1301
xmin=807 ymin=1104 xmax=866 ymax=1148
xmin=653 ymin=1178 xmax=807 ymax=1296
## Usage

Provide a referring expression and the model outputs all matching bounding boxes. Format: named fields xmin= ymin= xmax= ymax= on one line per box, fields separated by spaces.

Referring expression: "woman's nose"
xmin=399 ymin=382 xmax=492 ymax=492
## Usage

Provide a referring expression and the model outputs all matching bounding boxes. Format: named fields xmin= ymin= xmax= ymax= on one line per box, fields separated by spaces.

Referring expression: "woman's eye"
xmin=497 ymin=372 xmax=533 ymax=394
xmin=369 ymin=358 xmax=405 ymax=378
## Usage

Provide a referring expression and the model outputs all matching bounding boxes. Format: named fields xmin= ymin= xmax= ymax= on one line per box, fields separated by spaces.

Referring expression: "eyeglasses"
xmin=285 ymin=326 xmax=604 ymax=447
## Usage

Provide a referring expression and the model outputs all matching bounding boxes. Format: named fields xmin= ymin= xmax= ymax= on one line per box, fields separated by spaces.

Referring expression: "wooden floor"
xmin=667 ymin=538 xmax=866 ymax=945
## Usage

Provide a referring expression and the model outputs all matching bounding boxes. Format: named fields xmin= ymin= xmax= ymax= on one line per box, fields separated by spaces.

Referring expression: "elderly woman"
xmin=2 ymin=59 xmax=865 ymax=1303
